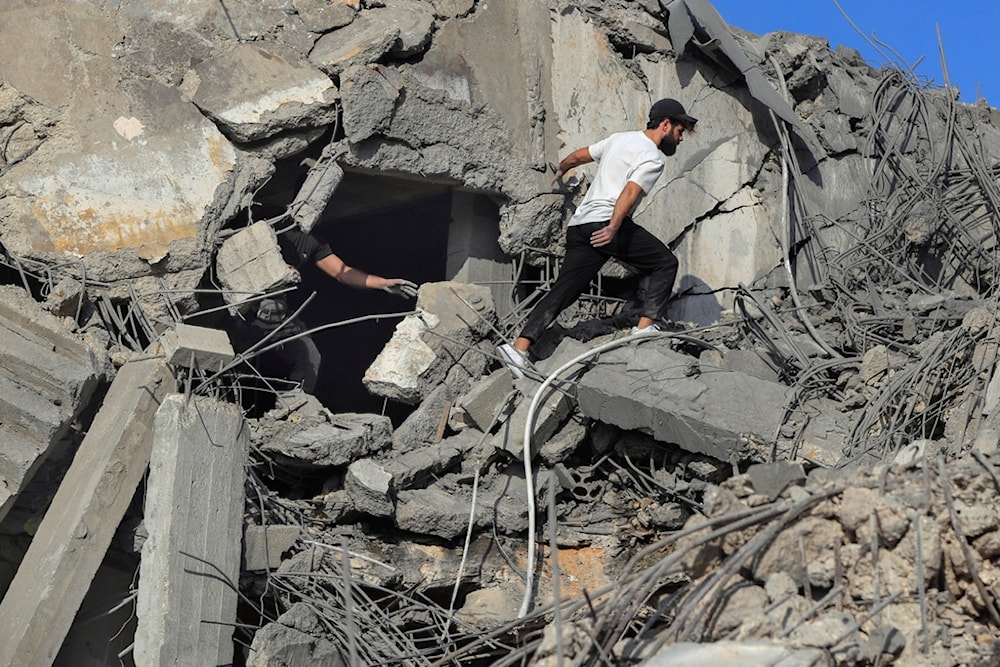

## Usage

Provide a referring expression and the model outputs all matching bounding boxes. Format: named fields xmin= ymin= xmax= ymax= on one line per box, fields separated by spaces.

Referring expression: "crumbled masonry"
xmin=3 ymin=1 xmax=1000 ymax=666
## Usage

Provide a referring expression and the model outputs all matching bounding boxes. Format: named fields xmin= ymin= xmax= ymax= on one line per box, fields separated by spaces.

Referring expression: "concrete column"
xmin=134 ymin=394 xmax=249 ymax=667
xmin=446 ymin=191 xmax=513 ymax=319
xmin=0 ymin=357 xmax=174 ymax=667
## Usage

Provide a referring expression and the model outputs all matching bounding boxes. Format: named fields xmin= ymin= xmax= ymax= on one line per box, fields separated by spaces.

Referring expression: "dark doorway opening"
xmin=290 ymin=172 xmax=452 ymax=423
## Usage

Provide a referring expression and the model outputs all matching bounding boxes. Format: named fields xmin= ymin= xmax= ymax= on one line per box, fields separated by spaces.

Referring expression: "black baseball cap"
xmin=649 ymin=98 xmax=698 ymax=128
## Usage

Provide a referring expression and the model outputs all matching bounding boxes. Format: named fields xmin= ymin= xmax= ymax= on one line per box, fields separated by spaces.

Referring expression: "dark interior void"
xmin=254 ymin=168 xmax=455 ymax=423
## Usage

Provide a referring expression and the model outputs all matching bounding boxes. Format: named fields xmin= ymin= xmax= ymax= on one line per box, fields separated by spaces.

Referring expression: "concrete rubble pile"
xmin=2 ymin=0 xmax=1000 ymax=665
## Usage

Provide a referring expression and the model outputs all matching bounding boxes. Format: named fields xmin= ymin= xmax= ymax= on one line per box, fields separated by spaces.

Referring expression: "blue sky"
xmin=709 ymin=0 xmax=997 ymax=105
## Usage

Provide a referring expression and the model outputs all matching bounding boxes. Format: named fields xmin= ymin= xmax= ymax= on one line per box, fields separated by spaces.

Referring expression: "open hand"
xmin=382 ymin=279 xmax=419 ymax=298
xmin=590 ymin=225 xmax=617 ymax=248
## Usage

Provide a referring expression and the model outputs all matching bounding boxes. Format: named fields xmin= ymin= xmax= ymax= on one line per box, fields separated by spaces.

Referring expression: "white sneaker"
xmin=629 ymin=323 xmax=663 ymax=337
xmin=498 ymin=343 xmax=529 ymax=379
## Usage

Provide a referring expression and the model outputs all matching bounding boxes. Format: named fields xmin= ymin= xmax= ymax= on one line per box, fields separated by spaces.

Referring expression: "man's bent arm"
xmin=556 ymin=148 xmax=592 ymax=175
xmin=591 ymin=181 xmax=646 ymax=247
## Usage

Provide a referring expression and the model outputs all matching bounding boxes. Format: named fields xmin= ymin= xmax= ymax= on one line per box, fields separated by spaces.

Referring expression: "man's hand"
xmin=548 ymin=161 xmax=582 ymax=191
xmin=548 ymin=161 xmax=565 ymax=188
xmin=590 ymin=224 xmax=618 ymax=248
xmin=382 ymin=279 xmax=419 ymax=298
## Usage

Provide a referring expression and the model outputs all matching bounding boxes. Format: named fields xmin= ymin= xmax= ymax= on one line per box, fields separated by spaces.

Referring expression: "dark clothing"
xmin=233 ymin=228 xmax=334 ymax=393
xmin=278 ymin=227 xmax=334 ymax=269
xmin=518 ymin=218 xmax=678 ymax=343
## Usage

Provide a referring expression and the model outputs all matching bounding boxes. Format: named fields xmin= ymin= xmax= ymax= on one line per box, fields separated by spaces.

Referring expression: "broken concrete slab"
xmin=364 ymin=282 xmax=495 ymax=405
xmin=216 ymin=221 xmax=300 ymax=309
xmin=0 ymin=357 xmax=174 ymax=666
xmin=0 ymin=285 xmax=106 ymax=522
xmin=0 ymin=6 xmax=266 ymax=282
xmin=308 ymin=8 xmax=402 ymax=76
xmin=576 ymin=341 xmax=792 ymax=463
xmin=184 ymin=43 xmax=339 ymax=144
xmin=135 ymin=394 xmax=248 ymax=667
xmin=293 ymin=0 xmax=357 ymax=34
xmin=259 ymin=413 xmax=393 ymax=470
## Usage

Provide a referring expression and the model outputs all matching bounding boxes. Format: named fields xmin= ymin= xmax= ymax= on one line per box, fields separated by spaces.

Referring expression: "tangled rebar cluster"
xmin=738 ymin=64 xmax=1000 ymax=470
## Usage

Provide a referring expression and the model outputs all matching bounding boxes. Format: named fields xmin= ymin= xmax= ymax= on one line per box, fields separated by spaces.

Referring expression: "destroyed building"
xmin=3 ymin=0 xmax=1000 ymax=665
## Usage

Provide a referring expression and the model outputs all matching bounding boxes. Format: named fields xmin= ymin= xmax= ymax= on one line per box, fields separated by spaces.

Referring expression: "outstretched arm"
xmin=314 ymin=253 xmax=418 ymax=297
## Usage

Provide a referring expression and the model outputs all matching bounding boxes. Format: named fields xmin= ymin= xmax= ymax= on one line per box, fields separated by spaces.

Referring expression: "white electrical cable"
xmin=516 ymin=331 xmax=671 ymax=617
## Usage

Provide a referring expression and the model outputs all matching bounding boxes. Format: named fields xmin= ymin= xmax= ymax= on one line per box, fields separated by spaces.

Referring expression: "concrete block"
xmin=450 ymin=368 xmax=515 ymax=432
xmin=247 ymin=603 xmax=344 ymax=667
xmin=396 ymin=487 xmax=479 ymax=540
xmin=492 ymin=338 xmax=588 ymax=460
xmin=135 ymin=394 xmax=249 ymax=667
xmin=215 ymin=221 xmax=299 ymax=308
xmin=538 ymin=415 xmax=588 ymax=465
xmin=0 ymin=357 xmax=174 ymax=666
xmin=382 ymin=442 xmax=464 ymax=490
xmin=160 ymin=323 xmax=236 ymax=371
xmin=345 ymin=459 xmax=395 ymax=517
xmin=243 ymin=525 xmax=301 ymax=572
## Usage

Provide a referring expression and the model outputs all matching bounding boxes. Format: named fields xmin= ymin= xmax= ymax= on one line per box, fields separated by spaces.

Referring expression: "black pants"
xmin=518 ymin=219 xmax=678 ymax=343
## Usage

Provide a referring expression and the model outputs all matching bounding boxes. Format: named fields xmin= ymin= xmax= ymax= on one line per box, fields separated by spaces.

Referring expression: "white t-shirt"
xmin=568 ymin=130 xmax=665 ymax=227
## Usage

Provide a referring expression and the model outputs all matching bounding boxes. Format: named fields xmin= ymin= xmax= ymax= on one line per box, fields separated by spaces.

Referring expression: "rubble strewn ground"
xmin=2 ymin=1 xmax=1000 ymax=666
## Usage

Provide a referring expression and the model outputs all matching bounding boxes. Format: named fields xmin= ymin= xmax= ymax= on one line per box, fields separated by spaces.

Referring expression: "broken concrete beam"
xmin=135 ymin=394 xmax=248 ymax=667
xmin=215 ymin=221 xmax=299 ymax=309
xmin=260 ymin=413 xmax=393 ymax=470
xmin=576 ymin=342 xmax=791 ymax=464
xmin=0 ymin=357 xmax=174 ymax=666
xmin=159 ymin=323 xmax=235 ymax=371
xmin=185 ymin=43 xmax=339 ymax=143
xmin=396 ymin=486 xmax=480 ymax=541
xmin=382 ymin=440 xmax=465 ymax=490
xmin=364 ymin=282 xmax=495 ymax=405
xmin=243 ymin=525 xmax=302 ymax=572
xmin=290 ymin=139 xmax=345 ymax=232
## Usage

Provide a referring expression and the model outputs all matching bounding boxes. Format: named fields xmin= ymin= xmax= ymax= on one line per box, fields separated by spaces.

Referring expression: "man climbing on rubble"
xmin=234 ymin=226 xmax=417 ymax=395
xmin=499 ymin=98 xmax=697 ymax=378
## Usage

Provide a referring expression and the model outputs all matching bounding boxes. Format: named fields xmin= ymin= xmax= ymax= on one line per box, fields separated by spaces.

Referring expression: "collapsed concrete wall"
xmin=3 ymin=0 xmax=1000 ymax=666
xmin=3 ymin=0 xmax=958 ymax=325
